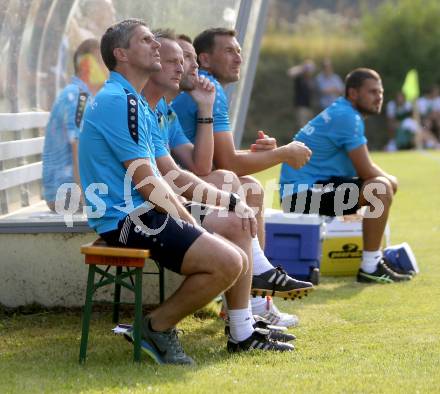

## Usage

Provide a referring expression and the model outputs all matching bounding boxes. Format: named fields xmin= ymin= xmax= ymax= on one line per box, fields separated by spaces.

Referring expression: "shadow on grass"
xmin=0 ymin=306 xmax=242 ymax=393
xmin=293 ymin=276 xmax=368 ymax=306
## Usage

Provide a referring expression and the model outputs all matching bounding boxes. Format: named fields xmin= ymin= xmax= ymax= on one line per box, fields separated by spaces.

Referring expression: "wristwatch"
xmin=228 ymin=192 xmax=240 ymax=212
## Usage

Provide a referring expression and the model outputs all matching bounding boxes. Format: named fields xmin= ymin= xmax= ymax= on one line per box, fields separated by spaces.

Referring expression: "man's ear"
xmin=113 ymin=47 xmax=127 ymax=64
xmin=347 ymin=87 xmax=357 ymax=101
xmin=198 ymin=52 xmax=210 ymax=69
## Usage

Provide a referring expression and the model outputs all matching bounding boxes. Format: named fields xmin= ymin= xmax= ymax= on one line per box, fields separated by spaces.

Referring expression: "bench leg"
xmin=79 ymin=265 xmax=96 ymax=364
xmin=113 ymin=266 xmax=122 ymax=323
xmin=133 ymin=267 xmax=143 ymax=362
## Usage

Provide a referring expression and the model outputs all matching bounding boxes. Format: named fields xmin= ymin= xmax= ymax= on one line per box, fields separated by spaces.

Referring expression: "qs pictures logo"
xmin=328 ymin=243 xmax=362 ymax=259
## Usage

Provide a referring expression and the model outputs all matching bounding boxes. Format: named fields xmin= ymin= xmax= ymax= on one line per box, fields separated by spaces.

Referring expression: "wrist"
xmin=278 ymin=144 xmax=290 ymax=160
xmin=197 ymin=105 xmax=213 ymax=118
xmin=228 ymin=192 xmax=240 ymax=212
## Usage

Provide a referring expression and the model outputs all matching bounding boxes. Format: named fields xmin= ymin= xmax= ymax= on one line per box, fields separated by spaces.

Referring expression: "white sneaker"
xmin=256 ymin=297 xmax=299 ymax=328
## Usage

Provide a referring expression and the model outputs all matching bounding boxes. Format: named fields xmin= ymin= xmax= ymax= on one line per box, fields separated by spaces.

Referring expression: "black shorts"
xmin=100 ymin=208 xmax=205 ymax=274
xmin=282 ymin=177 xmax=364 ymax=216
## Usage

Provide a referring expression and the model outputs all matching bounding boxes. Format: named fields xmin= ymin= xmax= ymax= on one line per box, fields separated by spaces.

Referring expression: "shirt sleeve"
xmin=91 ymin=92 xmax=152 ymax=163
xmin=64 ymin=87 xmax=83 ymax=143
xmin=151 ymin=125 xmax=170 ymax=158
xmin=171 ymin=93 xmax=198 ymax=142
xmin=212 ymin=82 xmax=231 ymax=133
xmin=330 ymin=111 xmax=367 ymax=152
xmin=168 ymin=111 xmax=191 ymax=149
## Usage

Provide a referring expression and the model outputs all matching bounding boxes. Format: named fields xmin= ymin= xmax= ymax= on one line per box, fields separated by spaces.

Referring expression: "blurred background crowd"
xmin=243 ymin=0 xmax=440 ymax=151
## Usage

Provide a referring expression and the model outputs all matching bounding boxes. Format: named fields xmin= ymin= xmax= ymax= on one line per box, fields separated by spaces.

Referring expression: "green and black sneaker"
xmin=357 ymin=261 xmax=412 ymax=284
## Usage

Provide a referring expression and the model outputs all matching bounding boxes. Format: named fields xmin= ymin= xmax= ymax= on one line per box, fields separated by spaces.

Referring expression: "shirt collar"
xmin=71 ymin=76 xmax=91 ymax=94
xmin=108 ymin=71 xmax=140 ymax=97
xmin=339 ymin=96 xmax=362 ymax=116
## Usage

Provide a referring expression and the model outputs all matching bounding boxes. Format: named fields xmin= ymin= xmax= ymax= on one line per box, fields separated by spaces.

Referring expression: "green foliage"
xmin=360 ymin=0 xmax=440 ymax=98
xmin=244 ymin=0 xmax=440 ymax=150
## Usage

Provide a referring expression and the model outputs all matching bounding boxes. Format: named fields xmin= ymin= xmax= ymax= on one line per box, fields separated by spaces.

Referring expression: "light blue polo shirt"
xmin=280 ymin=97 xmax=367 ymax=198
xmin=171 ymin=69 xmax=231 ymax=143
xmin=79 ymin=71 xmax=160 ymax=234
xmin=42 ymin=76 xmax=91 ymax=202
xmin=153 ymin=97 xmax=191 ymax=157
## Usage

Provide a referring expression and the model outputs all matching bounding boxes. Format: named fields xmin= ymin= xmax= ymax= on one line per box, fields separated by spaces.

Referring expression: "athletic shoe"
xmin=251 ymin=266 xmax=314 ymax=300
xmin=357 ymin=261 xmax=412 ymax=284
xmin=224 ymin=317 xmax=296 ymax=342
xmin=382 ymin=259 xmax=415 ymax=276
xmin=227 ymin=329 xmax=295 ymax=353
xmin=256 ymin=296 xmax=300 ymax=328
xmin=128 ymin=316 xmax=195 ymax=365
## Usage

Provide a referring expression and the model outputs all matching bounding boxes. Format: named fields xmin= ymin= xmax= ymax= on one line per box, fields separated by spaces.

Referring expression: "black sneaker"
xmin=227 ymin=330 xmax=295 ymax=353
xmin=224 ymin=317 xmax=296 ymax=342
xmin=357 ymin=261 xmax=412 ymax=284
xmin=252 ymin=266 xmax=314 ymax=300
xmin=382 ymin=260 xmax=415 ymax=276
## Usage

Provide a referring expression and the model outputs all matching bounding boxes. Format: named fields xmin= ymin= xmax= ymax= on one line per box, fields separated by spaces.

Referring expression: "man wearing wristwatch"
xmin=141 ymin=31 xmax=297 ymax=352
xmin=172 ymin=29 xmax=314 ymax=326
xmin=143 ymin=30 xmax=313 ymax=330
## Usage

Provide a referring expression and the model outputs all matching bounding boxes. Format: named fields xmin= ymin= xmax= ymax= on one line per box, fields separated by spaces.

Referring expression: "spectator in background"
xmin=417 ymin=85 xmax=440 ymax=140
xmin=42 ymin=39 xmax=107 ymax=212
xmin=395 ymin=109 xmax=440 ymax=150
xmin=315 ymin=58 xmax=344 ymax=110
xmin=287 ymin=59 xmax=316 ymax=130
xmin=385 ymin=91 xmax=412 ymax=151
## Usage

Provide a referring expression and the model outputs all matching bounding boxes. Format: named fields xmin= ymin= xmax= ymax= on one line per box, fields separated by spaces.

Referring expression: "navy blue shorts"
xmin=282 ymin=177 xmax=364 ymax=216
xmin=100 ymin=208 xmax=205 ymax=274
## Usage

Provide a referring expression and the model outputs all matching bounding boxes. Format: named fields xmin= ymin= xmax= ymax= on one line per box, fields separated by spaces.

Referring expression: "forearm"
xmin=192 ymin=104 xmax=214 ymax=175
xmin=138 ymin=176 xmax=194 ymax=222
xmin=215 ymin=146 xmax=289 ymax=176
xmin=171 ymin=169 xmax=230 ymax=208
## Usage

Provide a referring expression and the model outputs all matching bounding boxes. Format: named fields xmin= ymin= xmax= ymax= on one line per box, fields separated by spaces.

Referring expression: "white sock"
xmin=251 ymin=296 xmax=269 ymax=316
xmin=361 ymin=250 xmax=383 ymax=273
xmin=252 ymin=237 xmax=274 ymax=275
xmin=228 ymin=308 xmax=254 ymax=342
xmin=223 ymin=297 xmax=255 ymax=325
xmin=248 ymin=300 xmax=256 ymax=325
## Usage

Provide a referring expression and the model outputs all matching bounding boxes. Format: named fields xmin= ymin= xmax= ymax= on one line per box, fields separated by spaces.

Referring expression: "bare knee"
xmin=213 ymin=247 xmax=243 ymax=286
xmin=361 ymin=177 xmax=394 ymax=208
xmin=206 ymin=169 xmax=241 ymax=192
xmin=239 ymin=175 xmax=264 ymax=212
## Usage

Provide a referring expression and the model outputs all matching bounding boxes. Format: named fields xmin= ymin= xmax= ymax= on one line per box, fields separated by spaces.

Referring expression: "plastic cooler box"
xmin=321 ymin=217 xmax=390 ymax=276
xmin=264 ymin=209 xmax=323 ymax=284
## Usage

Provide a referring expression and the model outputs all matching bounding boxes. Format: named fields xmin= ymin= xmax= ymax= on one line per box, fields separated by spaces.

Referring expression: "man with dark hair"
xmin=172 ymin=28 xmax=314 ymax=326
xmin=42 ymin=38 xmax=107 ymax=211
xmin=280 ymin=67 xmax=413 ymax=283
xmin=79 ymin=20 xmax=293 ymax=365
xmin=142 ymin=32 xmax=300 ymax=344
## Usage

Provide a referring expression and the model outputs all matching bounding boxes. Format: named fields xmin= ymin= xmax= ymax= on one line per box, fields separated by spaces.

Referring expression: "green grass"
xmin=1 ymin=151 xmax=440 ymax=393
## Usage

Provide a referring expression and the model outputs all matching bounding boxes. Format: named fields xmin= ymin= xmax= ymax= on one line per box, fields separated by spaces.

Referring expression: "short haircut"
xmin=177 ymin=34 xmax=192 ymax=44
xmin=193 ymin=27 xmax=236 ymax=56
xmin=345 ymin=68 xmax=381 ymax=97
xmin=153 ymin=28 xmax=176 ymax=41
xmin=73 ymin=38 xmax=100 ymax=74
xmin=100 ymin=18 xmax=147 ymax=71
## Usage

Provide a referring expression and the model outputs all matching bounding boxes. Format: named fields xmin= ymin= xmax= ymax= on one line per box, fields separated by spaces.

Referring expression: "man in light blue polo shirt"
xmin=142 ymin=31 xmax=308 ymax=345
xmin=42 ymin=38 xmax=106 ymax=211
xmin=280 ymin=68 xmax=413 ymax=284
xmin=172 ymin=29 xmax=313 ymax=327
xmin=79 ymin=19 xmax=293 ymax=365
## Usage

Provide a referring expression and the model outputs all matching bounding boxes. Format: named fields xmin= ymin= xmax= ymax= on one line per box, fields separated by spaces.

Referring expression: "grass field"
xmin=1 ymin=151 xmax=439 ymax=393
